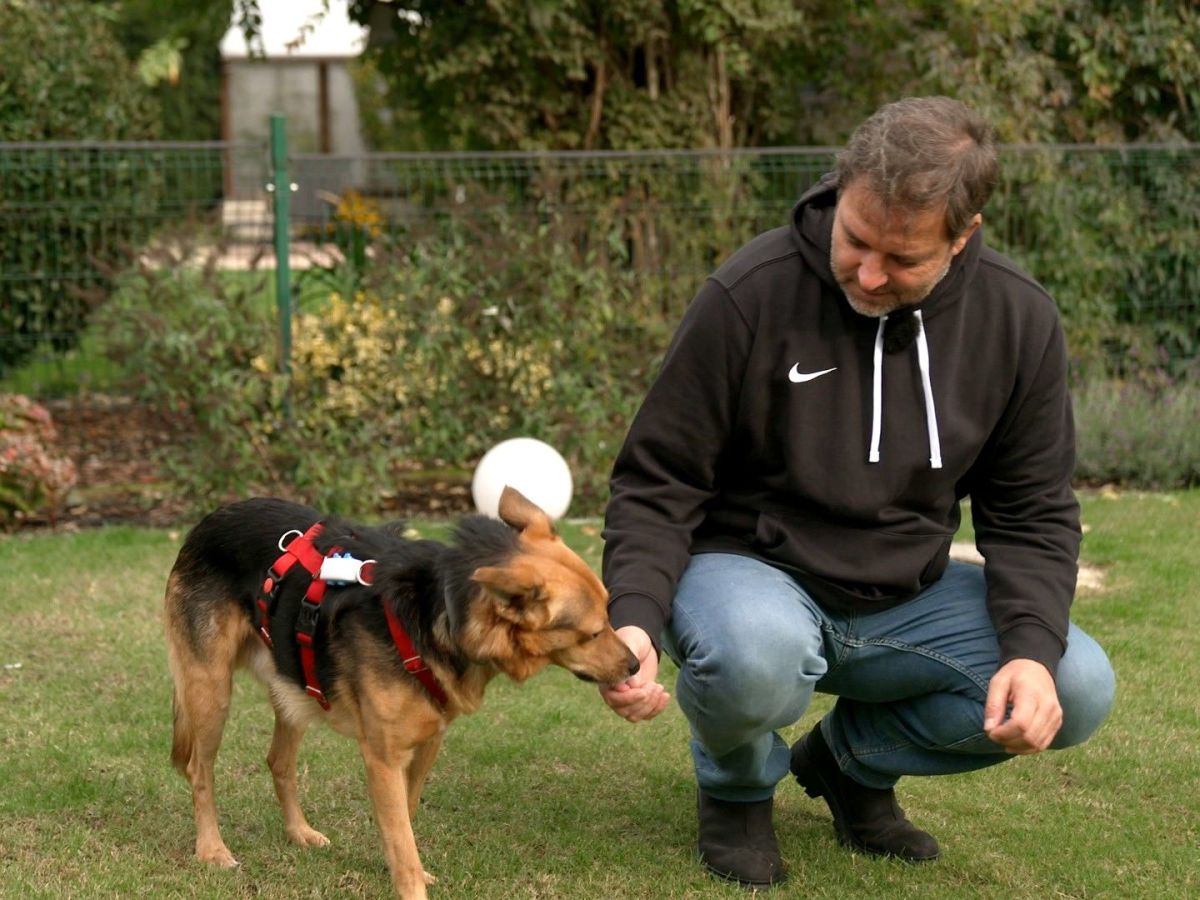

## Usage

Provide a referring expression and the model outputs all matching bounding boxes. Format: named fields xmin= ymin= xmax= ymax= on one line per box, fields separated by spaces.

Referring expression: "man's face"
xmin=830 ymin=179 xmax=979 ymax=318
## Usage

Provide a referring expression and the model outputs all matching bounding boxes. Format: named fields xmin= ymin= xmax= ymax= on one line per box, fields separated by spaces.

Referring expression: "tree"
xmin=0 ymin=0 xmax=161 ymax=142
xmin=106 ymin=0 xmax=236 ymax=141
xmin=340 ymin=0 xmax=1199 ymax=150
xmin=855 ymin=0 xmax=1200 ymax=144
xmin=0 ymin=0 xmax=161 ymax=373
xmin=346 ymin=0 xmax=816 ymax=150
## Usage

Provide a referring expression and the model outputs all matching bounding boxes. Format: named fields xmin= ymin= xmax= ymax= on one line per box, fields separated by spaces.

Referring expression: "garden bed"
xmin=25 ymin=395 xmax=473 ymax=530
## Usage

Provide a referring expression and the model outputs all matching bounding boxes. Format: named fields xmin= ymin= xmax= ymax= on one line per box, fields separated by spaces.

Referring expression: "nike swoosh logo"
xmin=788 ymin=364 xmax=838 ymax=384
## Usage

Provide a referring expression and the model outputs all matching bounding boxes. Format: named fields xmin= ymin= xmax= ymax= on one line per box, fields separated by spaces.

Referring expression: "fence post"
xmin=269 ymin=114 xmax=293 ymax=397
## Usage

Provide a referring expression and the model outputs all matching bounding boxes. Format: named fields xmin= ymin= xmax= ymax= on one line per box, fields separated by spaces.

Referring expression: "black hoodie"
xmin=602 ymin=175 xmax=1081 ymax=676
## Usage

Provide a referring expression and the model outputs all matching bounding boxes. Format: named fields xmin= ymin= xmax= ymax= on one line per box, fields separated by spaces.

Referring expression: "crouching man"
xmin=598 ymin=96 xmax=1115 ymax=887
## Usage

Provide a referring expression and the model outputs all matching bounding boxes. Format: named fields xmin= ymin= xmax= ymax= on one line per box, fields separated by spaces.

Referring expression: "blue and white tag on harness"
xmin=320 ymin=552 xmax=376 ymax=586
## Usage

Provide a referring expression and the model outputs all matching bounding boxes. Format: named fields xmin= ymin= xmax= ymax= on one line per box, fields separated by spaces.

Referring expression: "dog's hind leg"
xmin=171 ymin=652 xmax=239 ymax=867
xmin=405 ymin=732 xmax=444 ymax=822
xmin=165 ymin=596 xmax=245 ymax=869
xmin=266 ymin=709 xmax=330 ymax=849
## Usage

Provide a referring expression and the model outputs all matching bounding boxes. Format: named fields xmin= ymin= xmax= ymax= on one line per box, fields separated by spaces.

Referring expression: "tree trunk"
xmin=584 ymin=43 xmax=608 ymax=149
xmin=708 ymin=45 xmax=733 ymax=150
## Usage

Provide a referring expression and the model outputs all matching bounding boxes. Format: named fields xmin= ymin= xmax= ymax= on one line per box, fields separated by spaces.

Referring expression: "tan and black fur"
xmin=165 ymin=486 xmax=637 ymax=899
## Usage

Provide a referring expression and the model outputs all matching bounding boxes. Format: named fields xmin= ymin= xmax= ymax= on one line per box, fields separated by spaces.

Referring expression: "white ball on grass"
xmin=471 ymin=437 xmax=573 ymax=521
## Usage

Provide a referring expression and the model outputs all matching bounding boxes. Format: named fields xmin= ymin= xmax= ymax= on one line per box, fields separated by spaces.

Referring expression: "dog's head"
xmin=466 ymin=486 xmax=639 ymax=687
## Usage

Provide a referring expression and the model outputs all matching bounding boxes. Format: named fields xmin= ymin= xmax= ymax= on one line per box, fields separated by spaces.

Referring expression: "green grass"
xmin=0 ymin=492 xmax=1196 ymax=898
xmin=0 ymin=331 xmax=124 ymax=397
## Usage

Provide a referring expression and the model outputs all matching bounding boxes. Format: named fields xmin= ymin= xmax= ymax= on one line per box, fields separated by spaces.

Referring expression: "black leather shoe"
xmin=790 ymin=726 xmax=940 ymax=862
xmin=696 ymin=791 xmax=787 ymax=888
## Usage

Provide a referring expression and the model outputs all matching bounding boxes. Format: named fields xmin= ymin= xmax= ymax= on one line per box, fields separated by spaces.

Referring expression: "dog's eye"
xmin=589 ymin=630 xmax=602 ymax=641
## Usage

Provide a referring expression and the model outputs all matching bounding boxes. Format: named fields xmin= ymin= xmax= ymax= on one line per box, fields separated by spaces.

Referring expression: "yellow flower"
xmin=333 ymin=190 xmax=384 ymax=239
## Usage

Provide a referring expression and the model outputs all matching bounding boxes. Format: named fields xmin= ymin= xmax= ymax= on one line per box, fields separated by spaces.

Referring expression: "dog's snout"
xmin=626 ymin=653 xmax=640 ymax=678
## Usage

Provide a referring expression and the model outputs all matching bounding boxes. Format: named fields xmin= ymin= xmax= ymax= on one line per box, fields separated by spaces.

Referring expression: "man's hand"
xmin=983 ymin=658 xmax=1062 ymax=754
xmin=598 ymin=626 xmax=670 ymax=722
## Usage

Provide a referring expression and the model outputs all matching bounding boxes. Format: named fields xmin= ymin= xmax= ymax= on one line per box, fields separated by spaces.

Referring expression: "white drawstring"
xmin=866 ymin=311 xmax=943 ymax=469
xmin=914 ymin=310 xmax=943 ymax=469
xmin=869 ymin=316 xmax=886 ymax=463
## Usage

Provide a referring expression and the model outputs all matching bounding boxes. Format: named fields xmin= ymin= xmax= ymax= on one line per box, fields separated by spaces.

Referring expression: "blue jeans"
xmin=662 ymin=554 xmax=1115 ymax=802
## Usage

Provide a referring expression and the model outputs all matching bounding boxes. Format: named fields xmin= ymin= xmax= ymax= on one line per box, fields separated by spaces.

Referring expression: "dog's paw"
xmin=422 ymin=869 xmax=437 ymax=886
xmin=287 ymin=825 xmax=331 ymax=849
xmin=196 ymin=843 xmax=239 ymax=869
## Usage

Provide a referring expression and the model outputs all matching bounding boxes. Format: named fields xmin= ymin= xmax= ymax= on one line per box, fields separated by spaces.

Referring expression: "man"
xmin=598 ymin=96 xmax=1115 ymax=888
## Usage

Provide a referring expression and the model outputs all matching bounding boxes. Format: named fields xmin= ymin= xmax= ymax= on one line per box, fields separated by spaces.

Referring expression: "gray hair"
xmin=836 ymin=96 xmax=999 ymax=239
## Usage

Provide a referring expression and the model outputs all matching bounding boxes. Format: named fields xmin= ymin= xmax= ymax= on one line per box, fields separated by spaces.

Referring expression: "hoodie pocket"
xmin=753 ymin=509 xmax=953 ymax=602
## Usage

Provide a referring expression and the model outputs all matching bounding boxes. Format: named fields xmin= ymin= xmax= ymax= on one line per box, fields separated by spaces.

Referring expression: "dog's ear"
xmin=497 ymin=486 xmax=555 ymax=539
xmin=471 ymin=562 xmax=546 ymax=609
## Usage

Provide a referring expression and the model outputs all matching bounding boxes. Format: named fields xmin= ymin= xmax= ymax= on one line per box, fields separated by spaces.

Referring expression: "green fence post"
xmin=269 ymin=114 xmax=293 ymax=403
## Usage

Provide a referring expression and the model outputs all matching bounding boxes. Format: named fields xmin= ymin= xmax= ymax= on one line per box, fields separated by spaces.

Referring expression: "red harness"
xmin=257 ymin=525 xmax=448 ymax=710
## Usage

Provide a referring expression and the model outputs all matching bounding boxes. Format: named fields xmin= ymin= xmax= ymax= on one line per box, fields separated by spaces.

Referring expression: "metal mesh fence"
xmin=2 ymin=141 xmax=1197 ymax=397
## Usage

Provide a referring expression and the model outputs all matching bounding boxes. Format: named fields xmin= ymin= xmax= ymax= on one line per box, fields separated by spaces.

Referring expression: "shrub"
xmin=340 ymin=216 xmax=659 ymax=510
xmin=92 ymin=253 xmax=286 ymax=510
xmin=1073 ymin=379 xmax=1200 ymax=490
xmin=0 ymin=394 xmax=77 ymax=525
xmin=94 ymin=218 xmax=658 ymax=516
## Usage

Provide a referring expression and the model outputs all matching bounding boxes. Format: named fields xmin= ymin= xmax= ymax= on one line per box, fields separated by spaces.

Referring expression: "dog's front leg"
xmin=360 ymin=745 xmax=429 ymax=899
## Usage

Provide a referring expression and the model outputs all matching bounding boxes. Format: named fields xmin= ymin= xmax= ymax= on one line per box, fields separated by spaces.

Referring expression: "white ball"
xmin=471 ymin=437 xmax=573 ymax=521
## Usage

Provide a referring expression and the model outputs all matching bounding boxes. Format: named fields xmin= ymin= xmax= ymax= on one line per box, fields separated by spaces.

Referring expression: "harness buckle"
xmin=297 ymin=598 xmax=322 ymax=635
xmin=257 ymin=567 xmax=287 ymax=648
xmin=262 ymin=568 xmax=284 ymax=601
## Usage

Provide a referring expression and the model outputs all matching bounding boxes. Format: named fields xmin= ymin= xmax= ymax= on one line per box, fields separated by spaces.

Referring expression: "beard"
xmin=831 ymin=246 xmax=952 ymax=318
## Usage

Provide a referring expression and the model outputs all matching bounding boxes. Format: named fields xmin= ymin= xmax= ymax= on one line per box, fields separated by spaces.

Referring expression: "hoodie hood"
xmin=789 ymin=172 xmax=984 ymax=324
xmin=789 ymin=173 xmax=987 ymax=472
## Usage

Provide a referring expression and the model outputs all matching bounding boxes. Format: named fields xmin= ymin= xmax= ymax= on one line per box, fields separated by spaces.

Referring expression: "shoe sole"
xmin=697 ymin=848 xmax=788 ymax=889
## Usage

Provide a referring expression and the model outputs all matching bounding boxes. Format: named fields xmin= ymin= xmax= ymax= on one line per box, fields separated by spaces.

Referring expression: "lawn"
xmin=0 ymin=490 xmax=1196 ymax=898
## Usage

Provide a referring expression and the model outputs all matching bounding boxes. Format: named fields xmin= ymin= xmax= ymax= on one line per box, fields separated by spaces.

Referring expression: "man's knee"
xmin=1051 ymin=626 xmax=1115 ymax=749
xmin=678 ymin=626 xmax=824 ymax=731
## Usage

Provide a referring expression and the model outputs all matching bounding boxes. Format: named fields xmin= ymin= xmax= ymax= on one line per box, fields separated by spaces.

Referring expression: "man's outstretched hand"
xmin=599 ymin=626 xmax=670 ymax=722
xmin=984 ymin=658 xmax=1062 ymax=754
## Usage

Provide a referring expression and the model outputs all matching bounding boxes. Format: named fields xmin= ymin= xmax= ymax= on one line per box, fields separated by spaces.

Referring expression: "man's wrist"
xmin=607 ymin=593 xmax=665 ymax=658
xmin=998 ymin=623 xmax=1065 ymax=680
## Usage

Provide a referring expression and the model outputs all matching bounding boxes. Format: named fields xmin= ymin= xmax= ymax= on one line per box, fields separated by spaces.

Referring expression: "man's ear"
xmin=951 ymin=213 xmax=982 ymax=256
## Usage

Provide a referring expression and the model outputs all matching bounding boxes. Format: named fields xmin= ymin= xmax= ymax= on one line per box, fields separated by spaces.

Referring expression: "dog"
xmin=165 ymin=486 xmax=638 ymax=899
